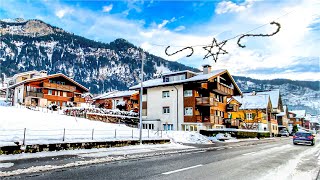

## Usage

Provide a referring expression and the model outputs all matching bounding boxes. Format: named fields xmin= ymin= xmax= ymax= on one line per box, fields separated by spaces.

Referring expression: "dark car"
xmin=293 ymin=131 xmax=315 ymax=146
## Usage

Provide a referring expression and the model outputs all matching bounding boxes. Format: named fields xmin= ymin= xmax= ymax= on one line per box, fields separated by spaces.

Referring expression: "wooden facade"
xmin=11 ymin=73 xmax=88 ymax=107
xmin=182 ymin=70 xmax=241 ymax=129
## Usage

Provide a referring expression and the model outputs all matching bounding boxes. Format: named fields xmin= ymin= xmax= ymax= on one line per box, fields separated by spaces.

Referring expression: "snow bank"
xmin=0 ymin=106 xmax=162 ymax=147
xmin=163 ymin=131 xmax=212 ymax=144
xmin=0 ymin=106 xmax=212 ymax=147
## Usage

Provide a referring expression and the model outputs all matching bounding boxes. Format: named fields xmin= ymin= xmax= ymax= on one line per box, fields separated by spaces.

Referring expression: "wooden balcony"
xmin=43 ymin=82 xmax=76 ymax=92
xmin=26 ymin=92 xmax=44 ymax=98
xmin=212 ymin=82 xmax=234 ymax=95
xmin=195 ymin=115 xmax=223 ymax=124
xmin=210 ymin=116 xmax=223 ymax=124
xmin=195 ymin=97 xmax=218 ymax=106
xmin=44 ymin=95 xmax=71 ymax=101
xmin=73 ymin=97 xmax=85 ymax=103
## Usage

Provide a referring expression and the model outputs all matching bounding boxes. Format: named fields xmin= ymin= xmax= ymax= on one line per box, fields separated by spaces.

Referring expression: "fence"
xmin=0 ymin=128 xmax=164 ymax=147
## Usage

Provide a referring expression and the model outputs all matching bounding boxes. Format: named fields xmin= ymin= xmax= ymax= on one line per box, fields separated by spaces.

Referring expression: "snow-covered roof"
xmin=8 ymin=73 xmax=89 ymax=92
xmin=130 ymin=69 xmax=226 ymax=89
xmin=233 ymin=95 xmax=270 ymax=110
xmin=162 ymin=70 xmax=197 ymax=76
xmin=93 ymin=91 xmax=116 ymax=100
xmin=243 ymin=89 xmax=280 ymax=109
xmin=106 ymin=90 xmax=138 ymax=98
xmin=290 ymin=110 xmax=306 ymax=118
xmin=94 ymin=90 xmax=138 ymax=100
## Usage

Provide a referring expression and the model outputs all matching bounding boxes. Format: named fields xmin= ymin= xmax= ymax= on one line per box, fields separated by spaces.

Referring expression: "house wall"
xmin=146 ymin=85 xmax=184 ymax=131
xmin=13 ymin=84 xmax=24 ymax=105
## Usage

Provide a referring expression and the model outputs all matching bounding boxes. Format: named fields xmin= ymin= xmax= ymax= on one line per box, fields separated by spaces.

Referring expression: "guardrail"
xmin=0 ymin=128 xmax=165 ymax=147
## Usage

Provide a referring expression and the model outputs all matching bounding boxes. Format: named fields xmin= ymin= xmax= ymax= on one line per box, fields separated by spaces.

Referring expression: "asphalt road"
xmin=6 ymin=137 xmax=320 ymax=180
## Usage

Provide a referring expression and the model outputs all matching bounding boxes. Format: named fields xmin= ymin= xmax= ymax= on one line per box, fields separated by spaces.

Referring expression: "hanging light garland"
xmin=164 ymin=21 xmax=281 ymax=63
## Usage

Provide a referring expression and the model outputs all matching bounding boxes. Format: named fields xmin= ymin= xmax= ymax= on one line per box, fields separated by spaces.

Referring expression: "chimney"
xmin=40 ymin=70 xmax=48 ymax=77
xmin=202 ymin=64 xmax=212 ymax=74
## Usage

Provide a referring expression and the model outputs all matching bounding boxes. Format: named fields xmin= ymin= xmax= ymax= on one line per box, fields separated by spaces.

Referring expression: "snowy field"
xmin=0 ymin=106 xmax=211 ymax=147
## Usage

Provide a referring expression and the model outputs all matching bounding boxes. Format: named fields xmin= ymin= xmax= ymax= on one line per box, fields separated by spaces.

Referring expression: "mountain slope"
xmin=0 ymin=19 xmax=199 ymax=93
xmin=234 ymin=76 xmax=320 ymax=114
xmin=0 ymin=19 xmax=319 ymax=114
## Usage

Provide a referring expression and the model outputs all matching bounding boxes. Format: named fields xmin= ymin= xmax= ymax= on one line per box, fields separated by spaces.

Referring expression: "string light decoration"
xmin=163 ymin=21 xmax=281 ymax=63
xmin=203 ymin=38 xmax=228 ymax=62
xmin=237 ymin=21 xmax=281 ymax=48
xmin=165 ymin=46 xmax=194 ymax=57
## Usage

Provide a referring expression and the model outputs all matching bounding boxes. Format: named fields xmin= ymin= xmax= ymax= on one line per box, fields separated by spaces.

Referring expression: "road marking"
xmin=183 ymin=151 xmax=206 ymax=155
xmin=315 ymin=150 xmax=320 ymax=157
xmin=216 ymin=148 xmax=225 ymax=150
xmin=242 ymin=152 xmax=256 ymax=156
xmin=162 ymin=164 xmax=203 ymax=175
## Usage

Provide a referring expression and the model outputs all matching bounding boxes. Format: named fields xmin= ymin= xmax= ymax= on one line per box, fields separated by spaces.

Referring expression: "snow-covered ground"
xmin=0 ymin=106 xmax=211 ymax=147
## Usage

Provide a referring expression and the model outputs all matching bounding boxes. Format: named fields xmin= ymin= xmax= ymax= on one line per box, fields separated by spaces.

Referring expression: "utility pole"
xmin=139 ymin=51 xmax=145 ymax=145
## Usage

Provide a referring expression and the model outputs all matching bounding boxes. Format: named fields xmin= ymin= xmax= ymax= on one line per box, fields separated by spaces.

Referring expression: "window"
xmin=184 ymin=90 xmax=192 ymax=97
xmin=55 ymin=90 xmax=60 ymax=96
xmin=63 ymin=92 xmax=67 ymax=97
xmin=62 ymin=102 xmax=67 ymax=107
xmin=163 ymin=124 xmax=173 ymax=131
xmin=246 ymin=113 xmax=253 ymax=120
xmin=48 ymin=90 xmax=52 ymax=95
xmin=162 ymin=91 xmax=170 ymax=98
xmin=184 ymin=107 xmax=193 ymax=116
xmin=164 ymin=77 xmax=169 ymax=82
xmin=163 ymin=107 xmax=170 ymax=114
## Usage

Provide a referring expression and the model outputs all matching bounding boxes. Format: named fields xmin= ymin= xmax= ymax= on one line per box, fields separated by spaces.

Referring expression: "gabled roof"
xmin=130 ymin=69 xmax=242 ymax=95
xmin=227 ymin=97 xmax=241 ymax=104
xmin=106 ymin=90 xmax=138 ymax=99
xmin=243 ymin=89 xmax=280 ymax=109
xmin=8 ymin=73 xmax=89 ymax=92
xmin=163 ymin=70 xmax=197 ymax=76
xmin=233 ymin=95 xmax=270 ymax=110
xmin=290 ymin=110 xmax=306 ymax=118
xmin=93 ymin=90 xmax=138 ymax=100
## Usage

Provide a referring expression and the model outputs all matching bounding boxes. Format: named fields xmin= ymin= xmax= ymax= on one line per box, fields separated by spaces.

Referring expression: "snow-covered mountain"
xmin=235 ymin=77 xmax=320 ymax=115
xmin=0 ymin=19 xmax=319 ymax=114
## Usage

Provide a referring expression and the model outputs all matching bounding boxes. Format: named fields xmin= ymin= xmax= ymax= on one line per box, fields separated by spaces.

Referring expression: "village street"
xmin=5 ymin=137 xmax=320 ymax=180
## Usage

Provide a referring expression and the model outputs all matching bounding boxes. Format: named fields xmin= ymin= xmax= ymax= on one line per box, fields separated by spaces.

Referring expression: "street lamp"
xmin=139 ymin=51 xmax=145 ymax=145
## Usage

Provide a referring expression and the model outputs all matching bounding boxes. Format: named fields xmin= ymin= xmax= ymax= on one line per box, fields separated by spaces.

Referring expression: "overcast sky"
xmin=0 ymin=0 xmax=319 ymax=81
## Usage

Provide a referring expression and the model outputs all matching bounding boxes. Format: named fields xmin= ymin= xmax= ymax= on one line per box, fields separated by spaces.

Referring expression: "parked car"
xmin=293 ymin=131 xmax=315 ymax=146
xmin=278 ymin=130 xmax=289 ymax=137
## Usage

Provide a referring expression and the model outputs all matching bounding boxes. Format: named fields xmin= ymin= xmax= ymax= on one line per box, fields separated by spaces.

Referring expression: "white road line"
xmin=314 ymin=150 xmax=320 ymax=157
xmin=183 ymin=151 xmax=206 ymax=155
xmin=162 ymin=164 xmax=203 ymax=175
xmin=242 ymin=152 xmax=256 ymax=156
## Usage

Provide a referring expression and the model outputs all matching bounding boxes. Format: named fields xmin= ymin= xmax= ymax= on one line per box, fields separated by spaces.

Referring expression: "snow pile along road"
xmin=164 ymin=131 xmax=212 ymax=144
xmin=0 ymin=106 xmax=163 ymax=147
xmin=0 ymin=106 xmax=211 ymax=147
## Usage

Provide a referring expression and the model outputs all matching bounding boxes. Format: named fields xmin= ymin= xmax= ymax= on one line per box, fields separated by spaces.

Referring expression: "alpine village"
xmin=0 ymin=16 xmax=319 ymax=179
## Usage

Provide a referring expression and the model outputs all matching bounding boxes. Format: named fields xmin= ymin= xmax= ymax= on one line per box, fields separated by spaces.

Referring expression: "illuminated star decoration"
xmin=203 ymin=38 xmax=228 ymax=63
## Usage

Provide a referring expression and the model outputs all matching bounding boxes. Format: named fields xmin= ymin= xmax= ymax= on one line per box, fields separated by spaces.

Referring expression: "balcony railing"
xmin=43 ymin=82 xmax=76 ymax=92
xmin=210 ymin=116 xmax=223 ymax=124
xmin=195 ymin=115 xmax=223 ymax=124
xmin=195 ymin=97 xmax=218 ymax=106
xmin=213 ymin=82 xmax=234 ymax=95
xmin=73 ymin=97 xmax=85 ymax=103
xmin=26 ymin=92 xmax=44 ymax=98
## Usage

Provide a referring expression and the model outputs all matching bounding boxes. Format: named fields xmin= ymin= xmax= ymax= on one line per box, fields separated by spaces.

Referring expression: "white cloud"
xmin=1 ymin=0 xmax=319 ymax=81
xmin=102 ymin=4 xmax=113 ymax=13
xmin=215 ymin=0 xmax=255 ymax=14
xmin=174 ymin=26 xmax=186 ymax=31
xmin=55 ymin=7 xmax=74 ymax=18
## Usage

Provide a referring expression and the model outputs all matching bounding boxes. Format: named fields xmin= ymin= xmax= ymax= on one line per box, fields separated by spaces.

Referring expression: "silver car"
xmin=279 ymin=130 xmax=289 ymax=137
